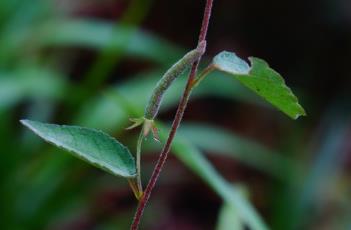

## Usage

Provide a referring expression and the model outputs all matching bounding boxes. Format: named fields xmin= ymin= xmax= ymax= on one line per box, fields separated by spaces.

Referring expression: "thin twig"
xmin=130 ymin=0 xmax=214 ymax=229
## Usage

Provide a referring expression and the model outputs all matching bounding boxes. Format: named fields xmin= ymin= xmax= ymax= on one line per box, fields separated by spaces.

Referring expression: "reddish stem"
xmin=130 ymin=1 xmax=214 ymax=229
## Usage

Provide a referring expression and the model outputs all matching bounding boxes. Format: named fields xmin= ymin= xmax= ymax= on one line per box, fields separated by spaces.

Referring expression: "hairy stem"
xmin=130 ymin=0 xmax=214 ymax=229
xmin=135 ymin=131 xmax=144 ymax=198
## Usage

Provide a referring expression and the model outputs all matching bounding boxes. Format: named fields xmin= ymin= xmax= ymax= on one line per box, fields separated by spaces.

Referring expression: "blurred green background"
xmin=1 ymin=0 xmax=350 ymax=229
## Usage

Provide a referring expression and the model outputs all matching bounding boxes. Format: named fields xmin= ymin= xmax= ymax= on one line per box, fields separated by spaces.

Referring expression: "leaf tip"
xmin=287 ymin=105 xmax=306 ymax=120
xmin=20 ymin=119 xmax=31 ymax=128
xmin=293 ymin=109 xmax=307 ymax=120
xmin=20 ymin=119 xmax=40 ymax=132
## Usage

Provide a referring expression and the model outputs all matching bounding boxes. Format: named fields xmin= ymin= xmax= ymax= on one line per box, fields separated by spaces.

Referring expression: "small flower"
xmin=126 ymin=117 xmax=159 ymax=142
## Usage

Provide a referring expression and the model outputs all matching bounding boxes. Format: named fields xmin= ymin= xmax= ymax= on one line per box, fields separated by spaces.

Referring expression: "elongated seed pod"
xmin=144 ymin=41 xmax=206 ymax=120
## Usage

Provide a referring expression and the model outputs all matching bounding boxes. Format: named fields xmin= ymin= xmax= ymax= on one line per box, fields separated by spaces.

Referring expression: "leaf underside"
xmin=213 ymin=51 xmax=306 ymax=119
xmin=21 ymin=119 xmax=136 ymax=178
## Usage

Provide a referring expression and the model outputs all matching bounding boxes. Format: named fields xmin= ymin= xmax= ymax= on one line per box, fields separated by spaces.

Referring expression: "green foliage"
xmin=216 ymin=202 xmax=243 ymax=230
xmin=178 ymin=123 xmax=296 ymax=180
xmin=169 ymin=129 xmax=269 ymax=230
xmin=20 ymin=120 xmax=136 ymax=178
xmin=0 ymin=68 xmax=66 ymax=110
xmin=212 ymin=51 xmax=306 ymax=119
xmin=17 ymin=47 xmax=303 ymax=229
xmin=141 ymin=123 xmax=269 ymax=230
xmin=38 ymin=19 xmax=183 ymax=66
xmin=0 ymin=1 xmax=316 ymax=229
xmin=15 ymin=29 xmax=306 ymax=230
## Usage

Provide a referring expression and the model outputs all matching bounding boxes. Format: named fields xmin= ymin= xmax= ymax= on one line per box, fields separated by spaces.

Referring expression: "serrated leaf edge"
xmin=20 ymin=119 xmax=137 ymax=178
xmin=247 ymin=57 xmax=306 ymax=119
xmin=213 ymin=51 xmax=306 ymax=119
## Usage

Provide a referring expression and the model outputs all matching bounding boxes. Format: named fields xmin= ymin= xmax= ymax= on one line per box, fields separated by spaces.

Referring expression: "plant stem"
xmin=135 ymin=131 xmax=144 ymax=198
xmin=130 ymin=0 xmax=214 ymax=229
xmin=191 ymin=64 xmax=215 ymax=88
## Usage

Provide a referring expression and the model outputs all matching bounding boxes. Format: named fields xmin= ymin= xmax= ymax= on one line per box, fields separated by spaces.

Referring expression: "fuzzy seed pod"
xmin=144 ymin=41 xmax=206 ymax=120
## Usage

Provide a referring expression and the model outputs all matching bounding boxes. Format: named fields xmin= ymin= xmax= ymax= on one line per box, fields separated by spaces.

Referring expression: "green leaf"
xmin=178 ymin=123 xmax=296 ymax=180
xmin=0 ymin=68 xmax=66 ymax=111
xmin=212 ymin=51 xmax=306 ymax=119
xmin=216 ymin=202 xmax=243 ymax=230
xmin=154 ymin=124 xmax=269 ymax=230
xmin=20 ymin=120 xmax=136 ymax=178
xmin=37 ymin=20 xmax=184 ymax=66
xmin=171 ymin=137 xmax=269 ymax=230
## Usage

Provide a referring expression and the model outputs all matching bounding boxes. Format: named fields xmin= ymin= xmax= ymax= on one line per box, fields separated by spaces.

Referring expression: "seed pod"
xmin=144 ymin=41 xmax=206 ymax=120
